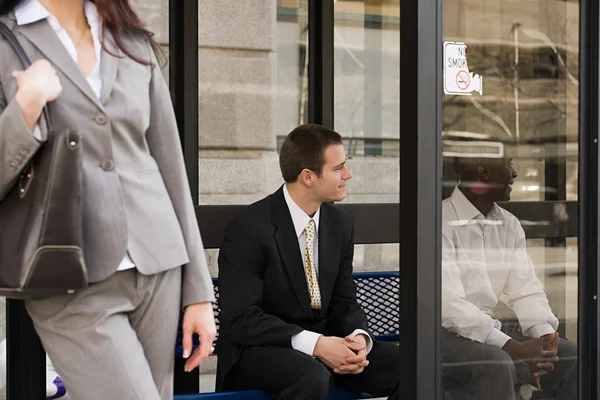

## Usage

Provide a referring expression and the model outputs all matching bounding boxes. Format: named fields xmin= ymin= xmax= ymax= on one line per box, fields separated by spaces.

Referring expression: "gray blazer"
xmin=0 ymin=14 xmax=215 ymax=307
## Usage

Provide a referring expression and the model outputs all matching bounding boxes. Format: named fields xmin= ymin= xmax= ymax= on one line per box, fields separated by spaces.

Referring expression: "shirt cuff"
xmin=31 ymin=125 xmax=42 ymax=142
xmin=291 ymin=330 xmax=322 ymax=357
xmin=350 ymin=329 xmax=373 ymax=354
xmin=527 ymin=324 xmax=556 ymax=339
xmin=485 ymin=328 xmax=512 ymax=348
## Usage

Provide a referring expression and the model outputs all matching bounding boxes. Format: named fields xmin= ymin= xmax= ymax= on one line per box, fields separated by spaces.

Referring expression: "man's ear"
xmin=300 ymin=169 xmax=313 ymax=186
xmin=477 ymin=163 xmax=491 ymax=182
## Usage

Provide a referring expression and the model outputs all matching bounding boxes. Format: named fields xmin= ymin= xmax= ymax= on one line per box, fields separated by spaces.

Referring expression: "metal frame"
xmin=578 ymin=0 xmax=600 ymax=397
xmin=192 ymin=201 xmax=577 ymax=250
xmin=399 ymin=0 xmax=443 ymax=398
xmin=169 ymin=0 xmax=199 ymax=205
xmin=194 ymin=203 xmax=399 ymax=249
xmin=6 ymin=300 xmax=45 ymax=399
xmin=169 ymin=2 xmax=201 ymax=392
xmin=308 ymin=0 xmax=334 ymax=128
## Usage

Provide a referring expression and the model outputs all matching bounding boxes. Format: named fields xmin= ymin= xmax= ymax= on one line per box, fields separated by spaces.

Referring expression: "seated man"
xmin=442 ymin=144 xmax=577 ymax=400
xmin=216 ymin=124 xmax=399 ymax=400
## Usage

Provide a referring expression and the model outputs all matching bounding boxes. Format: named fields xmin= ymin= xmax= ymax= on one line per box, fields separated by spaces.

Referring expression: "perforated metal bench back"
xmin=353 ymin=272 xmax=400 ymax=340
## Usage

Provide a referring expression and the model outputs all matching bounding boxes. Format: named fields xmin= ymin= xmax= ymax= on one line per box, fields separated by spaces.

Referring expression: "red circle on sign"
xmin=456 ymin=70 xmax=470 ymax=90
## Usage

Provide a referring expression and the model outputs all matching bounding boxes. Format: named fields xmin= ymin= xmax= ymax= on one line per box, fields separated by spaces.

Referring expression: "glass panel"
xmin=197 ymin=1 xmax=308 ymax=206
xmin=441 ymin=1 xmax=579 ymax=399
xmin=193 ymin=2 xmax=309 ymax=390
xmin=333 ymin=0 xmax=400 ymax=205
xmin=277 ymin=0 xmax=310 ymax=134
xmin=333 ymin=1 xmax=400 ymax=289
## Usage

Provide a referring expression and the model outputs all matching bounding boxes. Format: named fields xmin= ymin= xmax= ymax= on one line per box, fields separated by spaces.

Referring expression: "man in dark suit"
xmin=216 ymin=124 xmax=399 ymax=399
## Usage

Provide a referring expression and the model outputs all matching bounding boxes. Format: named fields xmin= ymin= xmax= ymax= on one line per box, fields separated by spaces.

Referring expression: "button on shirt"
xmin=283 ymin=185 xmax=373 ymax=356
xmin=441 ymin=187 xmax=558 ymax=348
xmin=15 ymin=0 xmax=136 ymax=272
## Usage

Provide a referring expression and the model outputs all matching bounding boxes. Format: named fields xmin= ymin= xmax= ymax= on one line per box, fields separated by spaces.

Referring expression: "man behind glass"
xmin=441 ymin=141 xmax=577 ymax=400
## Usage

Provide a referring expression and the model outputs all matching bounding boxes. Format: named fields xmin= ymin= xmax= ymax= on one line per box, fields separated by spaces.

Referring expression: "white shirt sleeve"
xmin=291 ymin=329 xmax=374 ymax=356
xmin=486 ymin=327 xmax=512 ymax=348
xmin=31 ymin=125 xmax=42 ymax=141
xmin=291 ymin=330 xmax=322 ymax=357
xmin=349 ymin=329 xmax=373 ymax=354
xmin=505 ymin=226 xmax=559 ymax=335
xmin=527 ymin=324 xmax=556 ymax=339
xmin=442 ymin=234 xmax=512 ymax=348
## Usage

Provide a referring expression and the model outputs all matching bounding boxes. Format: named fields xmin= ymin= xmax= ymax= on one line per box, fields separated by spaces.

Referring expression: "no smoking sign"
xmin=456 ymin=70 xmax=470 ymax=90
xmin=444 ymin=42 xmax=483 ymax=96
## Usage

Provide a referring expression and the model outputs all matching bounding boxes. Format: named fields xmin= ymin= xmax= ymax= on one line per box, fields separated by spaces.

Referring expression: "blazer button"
xmin=101 ymin=159 xmax=114 ymax=171
xmin=94 ymin=113 xmax=108 ymax=125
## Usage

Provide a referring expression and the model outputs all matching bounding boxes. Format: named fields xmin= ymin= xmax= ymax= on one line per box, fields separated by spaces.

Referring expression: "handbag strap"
xmin=0 ymin=21 xmax=51 ymax=131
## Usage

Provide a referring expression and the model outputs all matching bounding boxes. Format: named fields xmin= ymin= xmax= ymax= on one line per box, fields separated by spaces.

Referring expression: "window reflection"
xmin=441 ymin=146 xmax=577 ymax=398
xmin=442 ymin=0 xmax=579 ymax=398
xmin=333 ymin=0 xmax=400 ymax=204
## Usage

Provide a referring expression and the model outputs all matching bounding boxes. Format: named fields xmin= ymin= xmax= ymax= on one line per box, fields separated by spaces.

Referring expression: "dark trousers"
xmin=442 ymin=330 xmax=577 ymax=400
xmin=221 ymin=341 xmax=399 ymax=400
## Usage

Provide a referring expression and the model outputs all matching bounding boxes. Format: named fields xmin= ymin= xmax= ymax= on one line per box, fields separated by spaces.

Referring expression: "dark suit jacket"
xmin=216 ymin=186 xmax=370 ymax=387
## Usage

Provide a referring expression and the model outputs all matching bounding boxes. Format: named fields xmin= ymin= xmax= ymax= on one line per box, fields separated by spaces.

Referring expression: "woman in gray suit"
xmin=0 ymin=0 xmax=216 ymax=398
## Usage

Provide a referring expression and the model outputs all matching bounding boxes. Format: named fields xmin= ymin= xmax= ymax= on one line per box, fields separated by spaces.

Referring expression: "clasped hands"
xmin=502 ymin=332 xmax=560 ymax=390
xmin=313 ymin=334 xmax=370 ymax=375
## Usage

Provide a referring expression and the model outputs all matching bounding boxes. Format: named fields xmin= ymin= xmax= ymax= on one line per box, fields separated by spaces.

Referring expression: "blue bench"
xmin=173 ymin=387 xmax=372 ymax=400
xmin=173 ymin=271 xmax=400 ymax=399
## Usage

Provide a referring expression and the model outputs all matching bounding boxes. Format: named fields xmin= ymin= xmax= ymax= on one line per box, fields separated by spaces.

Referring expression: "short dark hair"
xmin=453 ymin=157 xmax=481 ymax=183
xmin=279 ymin=124 xmax=343 ymax=183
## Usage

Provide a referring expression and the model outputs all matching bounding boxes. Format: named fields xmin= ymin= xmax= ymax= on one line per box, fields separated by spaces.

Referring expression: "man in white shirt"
xmin=216 ymin=124 xmax=399 ymax=399
xmin=441 ymin=144 xmax=577 ymax=399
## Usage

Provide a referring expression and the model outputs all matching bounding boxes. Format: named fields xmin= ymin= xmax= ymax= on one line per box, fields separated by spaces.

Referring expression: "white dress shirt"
xmin=283 ymin=185 xmax=373 ymax=357
xmin=441 ymin=187 xmax=558 ymax=348
xmin=15 ymin=0 xmax=136 ymax=272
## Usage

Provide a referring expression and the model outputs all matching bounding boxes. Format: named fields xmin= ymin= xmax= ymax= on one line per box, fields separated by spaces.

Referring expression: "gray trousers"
xmin=25 ymin=267 xmax=182 ymax=400
xmin=442 ymin=329 xmax=577 ymax=400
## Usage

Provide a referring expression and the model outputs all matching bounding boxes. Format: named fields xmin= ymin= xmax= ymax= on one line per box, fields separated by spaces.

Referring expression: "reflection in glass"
xmin=333 ymin=0 xmax=400 ymax=204
xmin=331 ymin=2 xmax=401 ymax=334
xmin=196 ymin=1 xmax=309 ymax=206
xmin=277 ymin=0 xmax=310 ymax=134
xmin=441 ymin=0 xmax=579 ymax=399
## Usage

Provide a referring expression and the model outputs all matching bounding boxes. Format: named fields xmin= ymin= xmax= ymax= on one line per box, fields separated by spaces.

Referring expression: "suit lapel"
xmin=271 ymin=189 xmax=313 ymax=314
xmin=317 ymin=205 xmax=340 ymax=316
xmin=99 ymin=29 xmax=120 ymax=104
xmin=16 ymin=19 xmax=104 ymax=110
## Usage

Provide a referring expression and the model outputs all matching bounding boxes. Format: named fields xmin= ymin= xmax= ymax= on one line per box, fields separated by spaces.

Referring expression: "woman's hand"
xmin=181 ymin=301 xmax=217 ymax=372
xmin=13 ymin=60 xmax=62 ymax=131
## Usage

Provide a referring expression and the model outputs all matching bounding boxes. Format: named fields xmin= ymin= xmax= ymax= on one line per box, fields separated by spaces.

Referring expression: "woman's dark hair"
xmin=0 ymin=0 xmax=161 ymax=66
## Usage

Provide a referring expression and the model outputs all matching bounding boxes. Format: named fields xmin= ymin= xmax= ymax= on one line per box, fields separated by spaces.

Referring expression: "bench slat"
xmin=173 ymin=387 xmax=373 ymax=399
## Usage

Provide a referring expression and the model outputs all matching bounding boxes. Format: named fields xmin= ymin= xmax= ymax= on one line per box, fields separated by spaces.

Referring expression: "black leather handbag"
xmin=0 ymin=21 xmax=88 ymax=299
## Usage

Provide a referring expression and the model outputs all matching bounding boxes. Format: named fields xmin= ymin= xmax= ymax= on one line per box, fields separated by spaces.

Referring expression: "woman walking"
xmin=0 ymin=0 xmax=216 ymax=398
